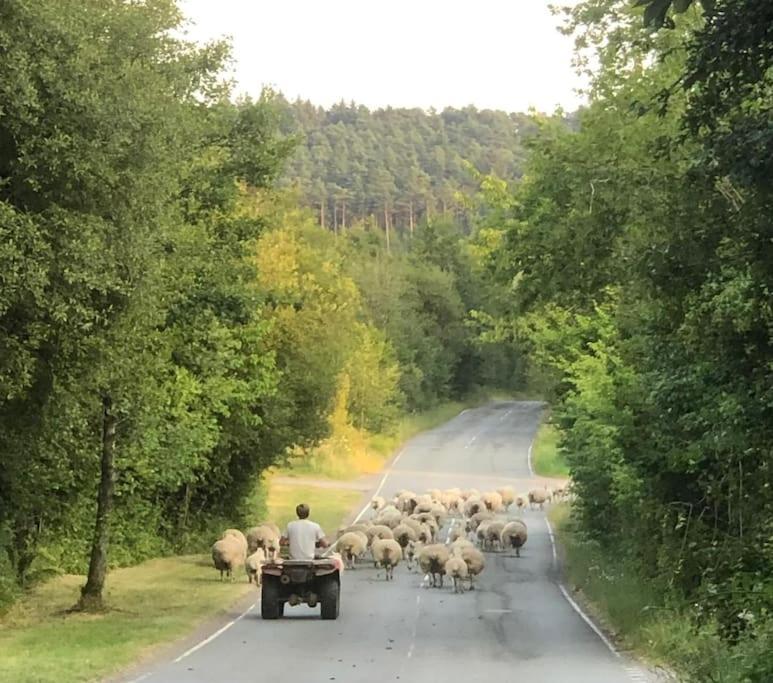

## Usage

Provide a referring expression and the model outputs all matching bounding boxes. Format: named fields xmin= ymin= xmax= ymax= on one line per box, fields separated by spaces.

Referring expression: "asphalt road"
xmin=125 ymin=401 xmax=653 ymax=683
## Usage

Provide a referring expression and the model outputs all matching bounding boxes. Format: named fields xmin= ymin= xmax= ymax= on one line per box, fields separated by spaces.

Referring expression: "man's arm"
xmin=315 ymin=524 xmax=329 ymax=548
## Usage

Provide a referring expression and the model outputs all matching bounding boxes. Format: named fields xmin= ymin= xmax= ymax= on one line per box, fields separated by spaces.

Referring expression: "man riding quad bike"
xmin=260 ymin=503 xmax=343 ymax=619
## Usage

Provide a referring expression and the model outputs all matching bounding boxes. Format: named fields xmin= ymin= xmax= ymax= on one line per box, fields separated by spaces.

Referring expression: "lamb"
xmin=455 ymin=545 xmax=485 ymax=590
xmin=392 ymin=523 xmax=418 ymax=548
xmin=481 ymin=491 xmax=504 ymax=513
xmin=497 ymin=486 xmax=515 ymax=511
xmin=212 ymin=536 xmax=245 ymax=581
xmin=476 ymin=520 xmax=492 ymax=548
xmin=245 ymin=548 xmax=266 ymax=584
xmin=333 ymin=531 xmax=368 ymax=569
xmin=371 ymin=538 xmax=402 ymax=580
xmin=371 ymin=496 xmax=386 ymax=511
xmin=515 ymin=493 xmax=527 ymax=511
xmin=500 ymin=520 xmax=528 ymax=557
xmin=528 ymin=487 xmax=549 ymax=510
xmin=405 ymin=540 xmax=423 ymax=571
xmin=418 ymin=543 xmax=450 ymax=588
xmin=444 ymin=556 xmax=469 ymax=593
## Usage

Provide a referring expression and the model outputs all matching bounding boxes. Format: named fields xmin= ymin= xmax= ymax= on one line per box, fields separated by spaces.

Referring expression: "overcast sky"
xmin=179 ymin=0 xmax=585 ymax=114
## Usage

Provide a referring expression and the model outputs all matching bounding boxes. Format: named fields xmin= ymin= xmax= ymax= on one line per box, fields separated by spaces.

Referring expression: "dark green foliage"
xmin=485 ymin=2 xmax=773 ymax=679
xmin=276 ymin=100 xmax=537 ymax=232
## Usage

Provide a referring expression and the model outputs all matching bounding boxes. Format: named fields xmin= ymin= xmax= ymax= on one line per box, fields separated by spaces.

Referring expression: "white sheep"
xmin=528 ymin=487 xmax=549 ymax=510
xmin=454 ymin=544 xmax=485 ymax=590
xmin=222 ymin=528 xmax=248 ymax=554
xmin=463 ymin=497 xmax=485 ymax=517
xmin=371 ymin=538 xmax=403 ymax=580
xmin=500 ymin=520 xmax=528 ymax=557
xmin=245 ymin=548 xmax=266 ymax=584
xmin=418 ymin=543 xmax=450 ymax=588
xmin=484 ymin=520 xmax=506 ymax=551
xmin=246 ymin=525 xmax=279 ymax=556
xmin=515 ymin=493 xmax=527 ymax=511
xmin=337 ymin=523 xmax=371 ymax=539
xmin=481 ymin=491 xmax=504 ymax=513
xmin=365 ymin=524 xmax=395 ymax=546
xmin=392 ymin=523 xmax=418 ymax=548
xmin=212 ymin=536 xmax=245 ymax=581
xmin=371 ymin=496 xmax=386 ymax=511
xmin=444 ymin=556 xmax=469 ymax=593
xmin=334 ymin=531 xmax=368 ymax=569
xmin=466 ymin=510 xmax=493 ymax=532
xmin=497 ymin=486 xmax=515 ymax=511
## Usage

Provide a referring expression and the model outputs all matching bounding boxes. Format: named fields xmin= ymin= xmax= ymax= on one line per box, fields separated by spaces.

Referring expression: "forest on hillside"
xmin=276 ymin=100 xmax=541 ymax=234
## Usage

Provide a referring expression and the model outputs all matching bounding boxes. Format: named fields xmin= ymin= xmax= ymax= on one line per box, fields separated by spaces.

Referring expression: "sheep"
xmin=259 ymin=521 xmax=281 ymax=536
xmin=450 ymin=537 xmax=475 ymax=554
xmin=246 ymin=525 xmax=279 ymax=555
xmin=264 ymin=533 xmax=281 ymax=561
xmin=375 ymin=507 xmax=403 ymax=529
xmin=528 ymin=487 xmax=549 ymax=510
xmin=212 ymin=536 xmax=245 ymax=581
xmin=429 ymin=502 xmax=447 ymax=524
xmin=371 ymin=496 xmax=386 ymax=511
xmin=427 ymin=488 xmax=442 ymax=502
xmin=399 ymin=516 xmax=423 ymax=535
xmin=448 ymin=521 xmax=467 ymax=543
xmin=444 ymin=556 xmax=469 ymax=593
xmin=337 ymin=523 xmax=371 ymax=539
xmin=515 ymin=493 xmax=527 ymax=511
xmin=418 ymin=543 xmax=450 ymax=588
xmin=461 ymin=488 xmax=480 ymax=501
xmin=481 ymin=491 xmax=504 ymax=513
xmin=395 ymin=493 xmax=418 ymax=514
xmin=334 ymin=531 xmax=368 ymax=569
xmin=392 ymin=523 xmax=418 ymax=549
xmin=476 ymin=521 xmax=492 ymax=548
xmin=456 ymin=545 xmax=485 ymax=590
xmin=245 ymin=548 xmax=266 ymax=584
xmin=464 ymin=497 xmax=485 ymax=517
xmin=405 ymin=540 xmax=423 ymax=571
xmin=484 ymin=520 xmax=506 ymax=551
xmin=365 ymin=524 xmax=394 ymax=545
xmin=466 ymin=510 xmax=493 ymax=532
xmin=416 ymin=523 xmax=434 ymax=544
xmin=222 ymin=528 xmax=248 ymax=554
xmin=497 ymin=486 xmax=515 ymax=511
xmin=441 ymin=490 xmax=462 ymax=513
xmin=500 ymin=520 xmax=528 ymax=557
xmin=371 ymin=538 xmax=402 ymax=580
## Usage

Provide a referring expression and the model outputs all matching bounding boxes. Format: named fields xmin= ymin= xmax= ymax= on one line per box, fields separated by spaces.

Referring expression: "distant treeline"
xmin=276 ymin=99 xmax=544 ymax=233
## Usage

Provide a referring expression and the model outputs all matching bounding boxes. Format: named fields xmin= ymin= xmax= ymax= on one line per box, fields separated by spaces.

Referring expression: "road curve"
xmin=122 ymin=401 xmax=651 ymax=683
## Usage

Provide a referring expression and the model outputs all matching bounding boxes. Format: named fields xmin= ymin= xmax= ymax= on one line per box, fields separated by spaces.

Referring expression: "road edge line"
xmin=352 ymin=448 xmax=405 ymax=523
xmin=171 ymin=600 xmax=258 ymax=665
xmin=545 ymin=518 xmax=621 ymax=659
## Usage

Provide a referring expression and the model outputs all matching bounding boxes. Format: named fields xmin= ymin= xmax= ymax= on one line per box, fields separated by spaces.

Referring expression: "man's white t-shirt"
xmin=285 ymin=519 xmax=325 ymax=560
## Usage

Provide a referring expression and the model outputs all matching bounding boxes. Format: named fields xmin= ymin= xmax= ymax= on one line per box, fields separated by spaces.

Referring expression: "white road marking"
xmin=170 ymin=600 xmax=258 ymax=664
xmin=545 ymin=518 xmax=558 ymax=569
xmin=465 ymin=435 xmax=477 ymax=448
xmin=407 ymin=594 xmax=421 ymax=658
xmin=353 ymin=448 xmax=405 ymax=522
xmin=545 ymin=518 xmax=620 ymax=658
xmin=127 ymin=674 xmax=152 ymax=683
xmin=483 ymin=608 xmax=512 ymax=614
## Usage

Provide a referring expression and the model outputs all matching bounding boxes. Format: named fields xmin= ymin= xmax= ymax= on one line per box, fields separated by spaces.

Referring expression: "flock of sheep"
xmin=211 ymin=482 xmax=566 ymax=593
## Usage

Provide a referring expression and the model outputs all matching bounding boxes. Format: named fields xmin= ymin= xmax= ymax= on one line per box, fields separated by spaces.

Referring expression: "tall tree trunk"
xmin=320 ymin=200 xmax=325 ymax=230
xmin=384 ymin=204 xmax=391 ymax=254
xmin=333 ymin=202 xmax=338 ymax=236
xmin=77 ymin=394 xmax=116 ymax=611
xmin=409 ymin=200 xmax=414 ymax=237
xmin=341 ymin=200 xmax=346 ymax=231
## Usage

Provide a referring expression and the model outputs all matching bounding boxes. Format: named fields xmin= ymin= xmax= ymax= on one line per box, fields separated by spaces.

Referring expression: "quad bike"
xmin=260 ymin=556 xmax=343 ymax=620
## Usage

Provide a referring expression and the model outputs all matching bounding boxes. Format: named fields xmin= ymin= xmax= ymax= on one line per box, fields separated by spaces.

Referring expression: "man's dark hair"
xmin=296 ymin=503 xmax=310 ymax=519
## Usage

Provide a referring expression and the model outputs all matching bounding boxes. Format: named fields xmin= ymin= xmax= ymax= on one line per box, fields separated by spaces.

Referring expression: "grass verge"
xmin=549 ymin=504 xmax=767 ymax=682
xmin=531 ymin=421 xmax=568 ymax=477
xmin=0 ymin=481 xmax=361 ymax=683
xmin=0 ymin=556 xmax=251 ymax=683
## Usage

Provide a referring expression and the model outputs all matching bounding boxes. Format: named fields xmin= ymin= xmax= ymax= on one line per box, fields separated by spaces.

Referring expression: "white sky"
xmin=179 ymin=0 xmax=586 ymax=113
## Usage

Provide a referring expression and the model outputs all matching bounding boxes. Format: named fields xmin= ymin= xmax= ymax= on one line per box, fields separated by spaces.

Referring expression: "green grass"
xmin=0 ymin=556 xmax=252 ymax=683
xmin=265 ymin=482 xmax=363 ymax=535
xmin=0 ymin=481 xmax=362 ymax=683
xmin=548 ymin=504 xmax=755 ymax=681
xmin=531 ymin=422 xmax=569 ymax=477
